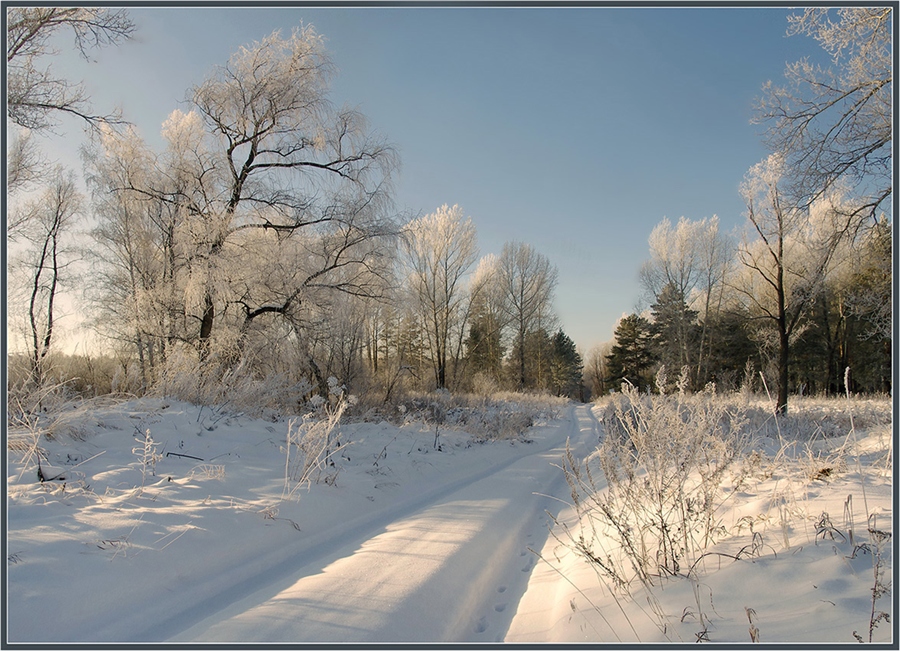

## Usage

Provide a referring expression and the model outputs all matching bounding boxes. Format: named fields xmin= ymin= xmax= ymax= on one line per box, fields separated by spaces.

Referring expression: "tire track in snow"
xmin=157 ymin=405 xmax=601 ymax=643
xmin=505 ymin=405 xmax=614 ymax=643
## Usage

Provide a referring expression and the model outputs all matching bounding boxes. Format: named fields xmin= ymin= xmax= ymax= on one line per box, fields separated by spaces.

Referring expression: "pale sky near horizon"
xmin=17 ymin=4 xmax=833 ymax=355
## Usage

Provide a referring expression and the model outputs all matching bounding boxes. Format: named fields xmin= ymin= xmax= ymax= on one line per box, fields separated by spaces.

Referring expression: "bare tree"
xmin=402 ymin=204 xmax=478 ymax=389
xmin=735 ymin=154 xmax=861 ymax=414
xmin=496 ymin=242 xmax=558 ymax=390
xmin=6 ymin=6 xmax=135 ymax=131
xmin=12 ymin=167 xmax=82 ymax=386
xmin=756 ymin=8 xmax=892 ymax=223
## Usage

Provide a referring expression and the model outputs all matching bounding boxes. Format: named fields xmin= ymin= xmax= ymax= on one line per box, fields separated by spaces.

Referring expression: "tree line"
xmin=585 ymin=211 xmax=890 ymax=402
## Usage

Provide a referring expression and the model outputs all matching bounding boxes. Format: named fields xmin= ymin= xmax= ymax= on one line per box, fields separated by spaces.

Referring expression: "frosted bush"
xmin=563 ymin=382 xmax=748 ymax=589
xmin=153 ymin=349 xmax=314 ymax=417
xmin=283 ymin=399 xmax=347 ymax=498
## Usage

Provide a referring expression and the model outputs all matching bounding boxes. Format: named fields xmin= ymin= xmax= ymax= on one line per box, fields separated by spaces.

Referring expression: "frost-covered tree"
xmin=640 ymin=215 xmax=730 ymax=386
xmin=735 ymin=154 xmax=863 ymax=413
xmin=496 ymin=242 xmax=558 ymax=390
xmin=186 ymin=27 xmax=396 ymax=356
xmin=756 ymin=7 xmax=892 ymax=223
xmin=7 ymin=6 xmax=134 ymax=250
xmin=464 ymin=254 xmax=507 ymax=383
xmin=6 ymin=130 xmax=47 ymax=202
xmin=403 ymin=204 xmax=478 ymax=389
xmin=90 ymin=26 xmax=398 ymax=372
xmin=84 ymin=126 xmax=181 ymax=390
xmin=6 ymin=6 xmax=135 ymax=131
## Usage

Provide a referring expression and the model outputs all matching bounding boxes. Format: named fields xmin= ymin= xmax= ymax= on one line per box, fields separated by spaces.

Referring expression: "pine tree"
xmin=649 ymin=283 xmax=700 ymax=390
xmin=465 ymin=312 xmax=505 ymax=381
xmin=606 ymin=314 xmax=656 ymax=392
xmin=549 ymin=329 xmax=583 ymax=399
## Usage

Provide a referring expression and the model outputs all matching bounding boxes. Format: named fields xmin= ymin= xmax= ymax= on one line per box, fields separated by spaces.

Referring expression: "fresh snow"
xmin=6 ymin=396 xmax=893 ymax=645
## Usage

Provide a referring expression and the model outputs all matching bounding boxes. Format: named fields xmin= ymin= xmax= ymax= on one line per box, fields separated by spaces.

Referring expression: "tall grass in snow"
xmin=561 ymin=372 xmax=748 ymax=589
xmin=555 ymin=366 xmax=892 ymax=641
xmin=282 ymin=399 xmax=348 ymax=500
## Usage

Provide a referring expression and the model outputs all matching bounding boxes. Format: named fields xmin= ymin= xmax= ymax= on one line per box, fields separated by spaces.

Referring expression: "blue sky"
xmin=39 ymin=5 xmax=829 ymax=354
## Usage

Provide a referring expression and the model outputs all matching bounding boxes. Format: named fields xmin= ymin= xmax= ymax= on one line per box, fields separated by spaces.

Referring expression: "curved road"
xmin=165 ymin=404 xmax=604 ymax=644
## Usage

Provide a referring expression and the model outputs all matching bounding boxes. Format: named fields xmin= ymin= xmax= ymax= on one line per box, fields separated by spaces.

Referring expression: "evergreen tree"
xmin=464 ymin=312 xmax=505 ymax=381
xmin=649 ymin=282 xmax=700 ymax=389
xmin=549 ymin=329 xmax=584 ymax=400
xmin=606 ymin=314 xmax=656 ymax=392
xmin=702 ymin=310 xmax=758 ymax=391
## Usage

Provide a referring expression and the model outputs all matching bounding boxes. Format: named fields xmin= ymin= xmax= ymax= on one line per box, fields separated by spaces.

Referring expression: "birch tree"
xmin=403 ymin=204 xmax=478 ymax=389
xmin=496 ymin=242 xmax=558 ymax=390
xmin=756 ymin=7 xmax=892 ymax=223
xmin=735 ymin=154 xmax=860 ymax=414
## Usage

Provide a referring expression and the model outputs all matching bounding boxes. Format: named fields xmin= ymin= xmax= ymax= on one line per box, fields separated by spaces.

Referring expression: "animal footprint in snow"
xmin=497 ymin=585 xmax=507 ymax=593
xmin=494 ymin=603 xmax=507 ymax=613
xmin=474 ymin=616 xmax=488 ymax=634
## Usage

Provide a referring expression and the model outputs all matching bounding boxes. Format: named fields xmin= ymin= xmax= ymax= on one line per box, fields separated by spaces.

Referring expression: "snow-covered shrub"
xmin=282 ymin=398 xmax=348 ymax=498
xmin=562 ymin=380 xmax=748 ymax=589
xmin=471 ymin=372 xmax=500 ymax=397
xmin=466 ymin=406 xmax=534 ymax=442
xmin=153 ymin=348 xmax=314 ymax=417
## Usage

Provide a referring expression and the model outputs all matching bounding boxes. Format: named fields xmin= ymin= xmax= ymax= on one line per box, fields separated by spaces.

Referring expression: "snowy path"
xmin=165 ymin=404 xmax=602 ymax=643
xmin=10 ymin=396 xmax=893 ymax=645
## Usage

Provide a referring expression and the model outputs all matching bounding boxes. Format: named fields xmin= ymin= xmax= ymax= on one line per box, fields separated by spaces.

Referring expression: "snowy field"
xmin=5 ymin=392 xmax=893 ymax=645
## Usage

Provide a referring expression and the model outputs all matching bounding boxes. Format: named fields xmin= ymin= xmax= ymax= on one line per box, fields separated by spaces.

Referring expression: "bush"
xmin=282 ymin=399 xmax=347 ymax=497
xmin=152 ymin=349 xmax=314 ymax=418
xmin=562 ymin=380 xmax=748 ymax=589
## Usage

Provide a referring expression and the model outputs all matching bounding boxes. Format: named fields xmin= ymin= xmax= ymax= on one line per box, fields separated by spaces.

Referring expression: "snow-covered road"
xmin=167 ymin=404 xmax=602 ymax=643
xmin=9 ymin=396 xmax=893 ymax=644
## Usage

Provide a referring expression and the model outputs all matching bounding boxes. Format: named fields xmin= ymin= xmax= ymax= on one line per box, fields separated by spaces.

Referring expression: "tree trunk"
xmin=777 ymin=326 xmax=789 ymax=416
xmin=198 ymin=292 xmax=215 ymax=359
xmin=517 ymin=325 xmax=526 ymax=390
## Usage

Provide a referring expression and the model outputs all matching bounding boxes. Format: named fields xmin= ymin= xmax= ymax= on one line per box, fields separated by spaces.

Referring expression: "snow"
xmin=6 ymin=395 xmax=893 ymax=645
